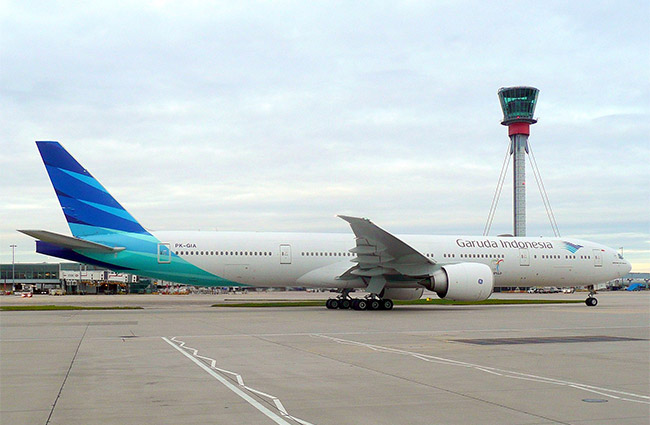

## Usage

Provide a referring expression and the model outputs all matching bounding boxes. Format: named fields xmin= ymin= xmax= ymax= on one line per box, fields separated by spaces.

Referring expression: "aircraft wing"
xmin=338 ymin=215 xmax=435 ymax=279
xmin=18 ymin=230 xmax=125 ymax=252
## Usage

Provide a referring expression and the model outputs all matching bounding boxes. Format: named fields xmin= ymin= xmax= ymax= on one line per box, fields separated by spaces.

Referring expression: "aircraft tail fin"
xmin=36 ymin=141 xmax=150 ymax=237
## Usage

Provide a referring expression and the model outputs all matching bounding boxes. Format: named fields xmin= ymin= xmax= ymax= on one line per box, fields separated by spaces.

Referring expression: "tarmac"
xmin=1 ymin=292 xmax=649 ymax=425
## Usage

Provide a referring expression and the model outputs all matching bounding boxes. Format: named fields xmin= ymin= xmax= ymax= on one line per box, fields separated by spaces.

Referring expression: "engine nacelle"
xmin=422 ymin=263 xmax=493 ymax=301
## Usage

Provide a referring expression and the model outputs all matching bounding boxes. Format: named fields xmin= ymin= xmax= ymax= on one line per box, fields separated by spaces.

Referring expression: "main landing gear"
xmin=585 ymin=285 xmax=598 ymax=307
xmin=325 ymin=290 xmax=393 ymax=311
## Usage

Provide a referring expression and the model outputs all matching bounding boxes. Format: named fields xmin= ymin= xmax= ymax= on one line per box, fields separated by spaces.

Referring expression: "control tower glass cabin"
xmin=498 ymin=86 xmax=539 ymax=237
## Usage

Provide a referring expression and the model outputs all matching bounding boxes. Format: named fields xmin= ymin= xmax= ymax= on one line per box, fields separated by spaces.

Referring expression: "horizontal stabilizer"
xmin=18 ymin=230 xmax=125 ymax=252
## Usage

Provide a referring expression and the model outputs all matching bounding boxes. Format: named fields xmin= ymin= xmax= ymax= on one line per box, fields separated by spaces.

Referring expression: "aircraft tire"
xmin=381 ymin=299 xmax=394 ymax=310
xmin=586 ymin=297 xmax=598 ymax=307
xmin=357 ymin=299 xmax=368 ymax=310
xmin=339 ymin=299 xmax=351 ymax=309
xmin=326 ymin=299 xmax=335 ymax=309
xmin=330 ymin=299 xmax=340 ymax=309
xmin=369 ymin=299 xmax=381 ymax=310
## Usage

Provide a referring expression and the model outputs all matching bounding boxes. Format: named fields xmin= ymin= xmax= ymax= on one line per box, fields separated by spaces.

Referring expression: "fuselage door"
xmin=593 ymin=249 xmax=603 ymax=267
xmin=519 ymin=248 xmax=530 ymax=266
xmin=280 ymin=244 xmax=291 ymax=264
xmin=157 ymin=243 xmax=171 ymax=264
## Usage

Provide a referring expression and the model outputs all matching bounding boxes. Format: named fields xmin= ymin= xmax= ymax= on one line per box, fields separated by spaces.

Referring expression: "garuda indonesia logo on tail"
xmin=562 ymin=241 xmax=583 ymax=253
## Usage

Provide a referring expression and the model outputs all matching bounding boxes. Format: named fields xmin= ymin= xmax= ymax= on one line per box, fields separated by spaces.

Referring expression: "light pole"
xmin=10 ymin=244 xmax=17 ymax=292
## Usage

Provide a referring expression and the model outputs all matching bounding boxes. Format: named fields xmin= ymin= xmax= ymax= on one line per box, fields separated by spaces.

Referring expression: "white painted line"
xmin=313 ymin=334 xmax=650 ymax=405
xmin=4 ymin=325 xmax=647 ymax=343
xmin=244 ymin=386 xmax=277 ymax=400
xmin=162 ymin=337 xmax=292 ymax=425
xmin=209 ymin=365 xmax=246 ymax=386
xmin=274 ymin=399 xmax=288 ymax=415
xmin=158 ymin=324 xmax=650 ymax=341
xmin=166 ymin=337 xmax=316 ymax=425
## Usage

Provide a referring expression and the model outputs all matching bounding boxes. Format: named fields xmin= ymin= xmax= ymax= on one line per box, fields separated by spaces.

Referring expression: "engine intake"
xmin=422 ymin=263 xmax=494 ymax=301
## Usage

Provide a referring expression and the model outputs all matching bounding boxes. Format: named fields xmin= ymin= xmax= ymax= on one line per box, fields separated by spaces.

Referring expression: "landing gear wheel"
xmin=356 ymin=299 xmax=368 ymax=310
xmin=585 ymin=297 xmax=598 ymax=307
xmin=326 ymin=299 xmax=335 ymax=309
xmin=339 ymin=299 xmax=351 ymax=309
xmin=369 ymin=299 xmax=381 ymax=310
xmin=381 ymin=298 xmax=394 ymax=310
xmin=329 ymin=298 xmax=340 ymax=309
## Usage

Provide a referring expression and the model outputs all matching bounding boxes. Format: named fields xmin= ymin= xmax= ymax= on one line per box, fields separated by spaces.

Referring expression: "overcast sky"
xmin=1 ymin=1 xmax=649 ymax=271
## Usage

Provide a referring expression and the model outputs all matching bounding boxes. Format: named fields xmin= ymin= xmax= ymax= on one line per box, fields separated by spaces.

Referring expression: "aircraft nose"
xmin=624 ymin=260 xmax=632 ymax=275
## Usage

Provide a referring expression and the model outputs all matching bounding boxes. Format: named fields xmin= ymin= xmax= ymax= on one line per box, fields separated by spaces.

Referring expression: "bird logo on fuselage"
xmin=562 ymin=241 xmax=583 ymax=254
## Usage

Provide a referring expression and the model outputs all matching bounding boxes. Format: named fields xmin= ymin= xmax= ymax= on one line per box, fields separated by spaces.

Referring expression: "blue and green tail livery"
xmin=36 ymin=141 xmax=149 ymax=237
xmin=24 ymin=141 xmax=224 ymax=285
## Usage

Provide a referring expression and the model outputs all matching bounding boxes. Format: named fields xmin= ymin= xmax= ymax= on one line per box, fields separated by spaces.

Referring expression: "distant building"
xmin=0 ymin=262 xmax=153 ymax=294
xmin=605 ymin=272 xmax=650 ymax=290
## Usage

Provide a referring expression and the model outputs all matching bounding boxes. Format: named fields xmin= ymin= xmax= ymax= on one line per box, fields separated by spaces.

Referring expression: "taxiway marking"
xmin=313 ymin=334 xmax=650 ymax=405
xmin=163 ymin=337 xmax=314 ymax=425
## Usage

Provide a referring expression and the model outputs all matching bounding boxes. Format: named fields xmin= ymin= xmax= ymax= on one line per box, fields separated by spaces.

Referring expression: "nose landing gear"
xmin=585 ymin=285 xmax=598 ymax=307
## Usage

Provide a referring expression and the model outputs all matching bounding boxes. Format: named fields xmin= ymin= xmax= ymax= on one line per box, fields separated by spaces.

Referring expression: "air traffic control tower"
xmin=498 ymin=86 xmax=539 ymax=237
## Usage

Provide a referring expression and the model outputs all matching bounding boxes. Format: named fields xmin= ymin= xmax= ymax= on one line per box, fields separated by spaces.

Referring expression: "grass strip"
xmin=212 ymin=299 xmax=583 ymax=308
xmin=213 ymin=301 xmax=326 ymax=308
xmin=0 ymin=305 xmax=143 ymax=311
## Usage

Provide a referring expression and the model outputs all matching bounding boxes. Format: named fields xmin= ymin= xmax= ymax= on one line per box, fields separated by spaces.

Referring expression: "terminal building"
xmin=0 ymin=262 xmax=153 ymax=294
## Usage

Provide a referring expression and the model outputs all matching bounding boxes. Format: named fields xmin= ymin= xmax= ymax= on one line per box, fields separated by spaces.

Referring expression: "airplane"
xmin=19 ymin=141 xmax=631 ymax=309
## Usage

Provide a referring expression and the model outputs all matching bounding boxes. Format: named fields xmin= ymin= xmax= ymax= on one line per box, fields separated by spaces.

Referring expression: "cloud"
xmin=1 ymin=1 xmax=648 ymax=271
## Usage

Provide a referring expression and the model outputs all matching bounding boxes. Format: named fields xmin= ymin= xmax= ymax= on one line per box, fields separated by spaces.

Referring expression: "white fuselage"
xmin=152 ymin=231 xmax=630 ymax=288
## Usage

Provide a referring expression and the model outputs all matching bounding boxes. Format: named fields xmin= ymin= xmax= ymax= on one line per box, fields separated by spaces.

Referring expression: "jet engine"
xmin=421 ymin=263 xmax=494 ymax=301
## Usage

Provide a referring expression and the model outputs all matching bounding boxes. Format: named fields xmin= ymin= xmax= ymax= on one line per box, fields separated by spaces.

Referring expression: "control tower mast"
xmin=498 ymin=86 xmax=539 ymax=237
